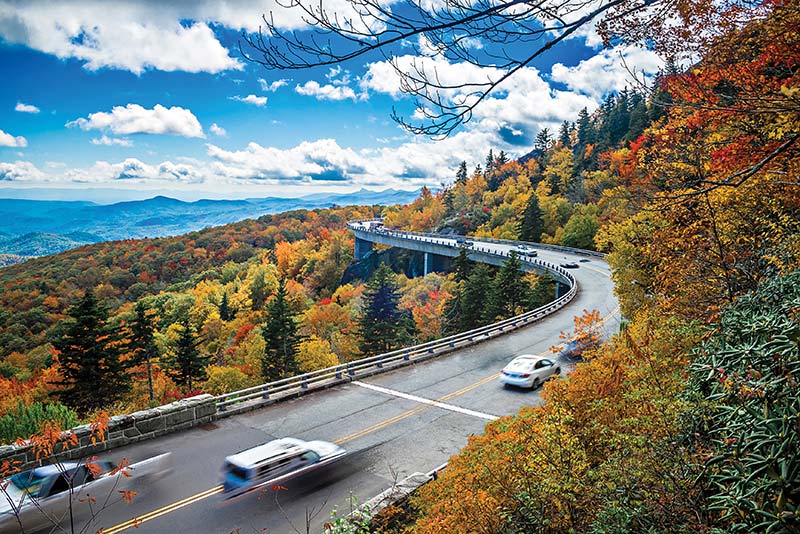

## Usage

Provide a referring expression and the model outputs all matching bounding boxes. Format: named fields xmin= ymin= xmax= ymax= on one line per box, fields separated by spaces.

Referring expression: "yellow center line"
xmin=101 ymin=485 xmax=224 ymax=534
xmin=100 ymin=371 xmax=502 ymax=533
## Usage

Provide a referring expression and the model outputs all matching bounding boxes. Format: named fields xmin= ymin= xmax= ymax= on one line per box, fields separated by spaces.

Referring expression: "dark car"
xmin=560 ymin=262 xmax=579 ymax=268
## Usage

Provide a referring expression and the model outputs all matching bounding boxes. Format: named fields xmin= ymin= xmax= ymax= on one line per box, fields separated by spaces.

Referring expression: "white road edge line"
xmin=352 ymin=381 xmax=499 ymax=421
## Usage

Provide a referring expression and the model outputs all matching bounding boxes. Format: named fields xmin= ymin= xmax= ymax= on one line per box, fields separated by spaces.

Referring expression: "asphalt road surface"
xmin=70 ymin=247 xmax=618 ymax=534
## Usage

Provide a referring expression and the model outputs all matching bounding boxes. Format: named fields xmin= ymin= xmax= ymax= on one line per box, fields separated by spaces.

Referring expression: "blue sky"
xmin=0 ymin=1 xmax=662 ymax=201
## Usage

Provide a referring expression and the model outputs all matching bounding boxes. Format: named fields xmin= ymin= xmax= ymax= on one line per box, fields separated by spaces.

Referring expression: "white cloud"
xmin=210 ymin=123 xmax=227 ymax=137
xmin=15 ymin=102 xmax=40 ymax=113
xmin=63 ymin=158 xmax=203 ymax=183
xmin=229 ymin=94 xmax=268 ymax=107
xmin=0 ymin=3 xmax=242 ymax=74
xmin=295 ymin=81 xmax=358 ymax=101
xmin=0 ymin=161 xmax=45 ymax=181
xmin=206 ymin=139 xmax=366 ymax=182
xmin=360 ymin=53 xmax=596 ymax=143
xmin=157 ymin=161 xmax=205 ymax=183
xmin=0 ymin=1 xmax=387 ymax=75
xmin=0 ymin=129 xmax=28 ymax=147
xmin=258 ymin=78 xmax=289 ymax=92
xmin=67 ymin=104 xmax=205 ymax=138
xmin=91 ymin=134 xmax=133 ymax=147
xmin=550 ymin=45 xmax=663 ymax=99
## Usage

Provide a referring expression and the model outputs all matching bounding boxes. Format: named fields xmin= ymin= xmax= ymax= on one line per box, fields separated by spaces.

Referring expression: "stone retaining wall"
xmin=0 ymin=394 xmax=216 ymax=472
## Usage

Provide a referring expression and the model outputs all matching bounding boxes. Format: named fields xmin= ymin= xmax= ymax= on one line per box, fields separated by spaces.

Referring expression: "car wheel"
xmin=531 ymin=378 xmax=540 ymax=390
xmin=554 ymin=367 xmax=561 ymax=376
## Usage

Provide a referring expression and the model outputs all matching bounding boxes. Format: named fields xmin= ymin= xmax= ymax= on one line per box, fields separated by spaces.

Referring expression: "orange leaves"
xmin=558 ymin=309 xmax=603 ymax=354
xmin=89 ymin=412 xmax=110 ymax=446
xmin=118 ymin=489 xmax=137 ymax=504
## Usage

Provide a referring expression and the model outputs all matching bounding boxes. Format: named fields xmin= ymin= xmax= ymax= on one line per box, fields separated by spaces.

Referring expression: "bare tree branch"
xmin=241 ymin=0 xmax=663 ymax=137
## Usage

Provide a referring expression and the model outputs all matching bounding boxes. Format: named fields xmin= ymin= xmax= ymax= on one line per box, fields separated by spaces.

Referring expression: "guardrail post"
xmin=428 ymin=347 xmax=434 ymax=353
xmin=218 ymin=403 xmax=227 ymax=412
xmin=301 ymin=378 xmax=308 ymax=389
xmin=262 ymin=390 xmax=270 ymax=400
xmin=348 ymin=363 xmax=355 ymax=376
xmin=403 ymin=350 xmax=410 ymax=361
xmin=376 ymin=358 xmax=383 ymax=368
xmin=449 ymin=340 xmax=455 ymax=347
xmin=335 ymin=366 xmax=343 ymax=379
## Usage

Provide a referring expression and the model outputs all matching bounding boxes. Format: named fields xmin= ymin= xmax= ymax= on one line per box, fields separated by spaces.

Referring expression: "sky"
xmin=0 ymin=0 xmax=663 ymax=201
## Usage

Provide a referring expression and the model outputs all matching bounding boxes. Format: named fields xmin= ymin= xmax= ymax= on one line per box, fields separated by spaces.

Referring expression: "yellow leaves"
xmin=295 ymin=336 xmax=339 ymax=373
xmin=781 ymin=85 xmax=800 ymax=98
xmin=202 ymin=366 xmax=254 ymax=395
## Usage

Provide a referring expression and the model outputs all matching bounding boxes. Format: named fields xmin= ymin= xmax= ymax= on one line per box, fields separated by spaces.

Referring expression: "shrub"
xmin=0 ymin=401 xmax=79 ymax=444
xmin=684 ymin=271 xmax=800 ymax=532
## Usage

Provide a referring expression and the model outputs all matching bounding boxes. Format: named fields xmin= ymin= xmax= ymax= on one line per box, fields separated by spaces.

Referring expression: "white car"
xmin=222 ymin=438 xmax=347 ymax=497
xmin=0 ymin=453 xmax=172 ymax=534
xmin=499 ymin=355 xmax=561 ymax=389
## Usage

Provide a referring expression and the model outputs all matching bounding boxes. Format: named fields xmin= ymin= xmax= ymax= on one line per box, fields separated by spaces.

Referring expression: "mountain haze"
xmin=0 ymin=189 xmax=420 ymax=258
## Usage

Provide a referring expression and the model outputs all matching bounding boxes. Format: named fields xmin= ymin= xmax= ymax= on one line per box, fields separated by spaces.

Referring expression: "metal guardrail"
xmin=349 ymin=221 xmax=606 ymax=259
xmin=215 ymin=222 xmax=579 ymax=413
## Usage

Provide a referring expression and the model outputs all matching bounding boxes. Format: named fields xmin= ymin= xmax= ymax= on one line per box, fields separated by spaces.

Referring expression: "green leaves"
xmin=685 ymin=271 xmax=800 ymax=532
xmin=0 ymin=401 xmax=78 ymax=444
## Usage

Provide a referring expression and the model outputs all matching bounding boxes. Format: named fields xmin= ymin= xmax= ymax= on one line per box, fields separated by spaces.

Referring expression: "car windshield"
xmin=8 ymin=471 xmax=47 ymax=497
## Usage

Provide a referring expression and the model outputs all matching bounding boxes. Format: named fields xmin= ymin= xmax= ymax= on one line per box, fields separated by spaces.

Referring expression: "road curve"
xmin=83 ymin=241 xmax=618 ymax=534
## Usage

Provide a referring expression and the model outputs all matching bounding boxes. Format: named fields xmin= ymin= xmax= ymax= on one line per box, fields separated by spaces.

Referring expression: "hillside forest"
xmin=0 ymin=0 xmax=798 ymax=531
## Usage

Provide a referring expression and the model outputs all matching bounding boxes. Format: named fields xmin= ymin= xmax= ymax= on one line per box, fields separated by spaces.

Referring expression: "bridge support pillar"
xmin=424 ymin=252 xmax=431 ymax=276
xmin=354 ymin=237 xmax=374 ymax=260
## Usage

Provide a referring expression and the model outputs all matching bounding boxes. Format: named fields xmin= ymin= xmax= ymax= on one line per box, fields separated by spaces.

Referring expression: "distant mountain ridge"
xmin=0 ymin=188 xmax=420 ymax=259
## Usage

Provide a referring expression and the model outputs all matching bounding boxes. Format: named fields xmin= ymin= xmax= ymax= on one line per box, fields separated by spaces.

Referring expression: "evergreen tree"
xmin=443 ymin=187 xmax=455 ymax=217
xmin=443 ymin=249 xmax=474 ymax=335
xmin=358 ymin=263 xmax=415 ymax=355
xmin=558 ymin=120 xmax=573 ymax=148
xmin=129 ymin=301 xmax=158 ymax=402
xmin=218 ymin=291 xmax=233 ymax=321
xmin=518 ymin=193 xmax=544 ymax=242
xmin=484 ymin=149 xmax=495 ymax=176
xmin=250 ymin=272 xmax=268 ymax=311
xmin=497 ymin=150 xmax=509 ymax=166
xmin=442 ymin=286 xmax=464 ymax=335
xmin=534 ymin=128 xmax=553 ymax=154
xmin=527 ymin=274 xmax=557 ymax=310
xmin=576 ymin=107 xmax=593 ymax=146
xmin=454 ymin=247 xmax=472 ymax=282
xmin=455 ymin=160 xmax=468 ymax=185
xmin=462 ymin=263 xmax=494 ymax=328
xmin=261 ymin=278 xmax=300 ymax=381
xmin=167 ymin=316 xmax=209 ymax=391
xmin=490 ymin=252 xmax=529 ymax=318
xmin=53 ymin=289 xmax=130 ymax=414
xmin=625 ymin=91 xmax=649 ymax=142
xmin=604 ymin=90 xmax=631 ymax=148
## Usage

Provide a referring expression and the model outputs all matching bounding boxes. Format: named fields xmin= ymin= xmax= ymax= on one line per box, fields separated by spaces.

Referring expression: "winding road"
xmin=81 ymin=234 xmax=619 ymax=534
